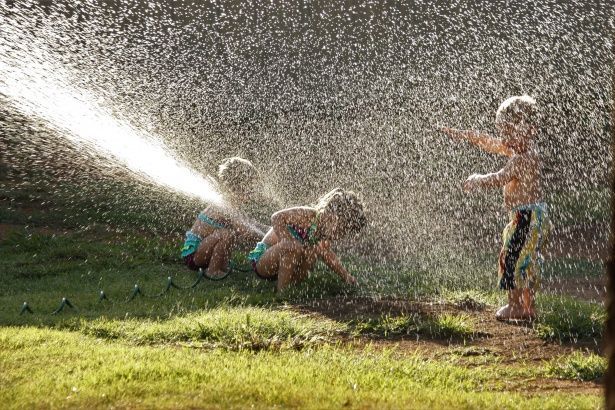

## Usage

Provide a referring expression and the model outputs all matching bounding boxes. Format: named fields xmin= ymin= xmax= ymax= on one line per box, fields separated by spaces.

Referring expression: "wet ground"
xmin=293 ymin=296 xmax=603 ymax=394
xmin=1 ymin=219 xmax=608 ymax=396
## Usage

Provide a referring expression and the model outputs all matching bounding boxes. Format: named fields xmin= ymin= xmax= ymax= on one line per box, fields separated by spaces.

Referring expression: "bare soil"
xmin=295 ymin=296 xmax=601 ymax=359
xmin=293 ymin=296 xmax=604 ymax=394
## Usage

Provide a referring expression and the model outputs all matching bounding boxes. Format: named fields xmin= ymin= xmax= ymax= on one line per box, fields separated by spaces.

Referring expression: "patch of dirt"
xmin=296 ymin=296 xmax=600 ymax=355
xmin=293 ymin=296 xmax=604 ymax=394
xmin=519 ymin=378 xmax=603 ymax=395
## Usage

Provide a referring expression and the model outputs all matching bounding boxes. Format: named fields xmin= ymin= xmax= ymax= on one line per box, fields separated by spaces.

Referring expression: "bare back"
xmin=190 ymin=205 xmax=229 ymax=238
xmin=262 ymin=206 xmax=317 ymax=246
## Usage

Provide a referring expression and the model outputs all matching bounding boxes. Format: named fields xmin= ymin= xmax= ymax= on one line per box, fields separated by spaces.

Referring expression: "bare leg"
xmin=192 ymin=229 xmax=233 ymax=275
xmin=207 ymin=230 xmax=235 ymax=278
xmin=521 ymin=288 xmax=537 ymax=318
xmin=496 ymin=288 xmax=535 ymax=320
xmin=255 ymin=240 xmax=313 ymax=291
xmin=254 ymin=241 xmax=288 ymax=279
xmin=276 ymin=247 xmax=316 ymax=292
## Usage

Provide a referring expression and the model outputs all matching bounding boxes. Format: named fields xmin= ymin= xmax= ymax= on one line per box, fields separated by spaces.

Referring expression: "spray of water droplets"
xmin=0 ymin=0 xmax=612 ymax=299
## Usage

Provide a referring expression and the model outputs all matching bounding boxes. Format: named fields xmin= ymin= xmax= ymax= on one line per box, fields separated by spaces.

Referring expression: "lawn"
xmin=0 ymin=178 xmax=608 ymax=409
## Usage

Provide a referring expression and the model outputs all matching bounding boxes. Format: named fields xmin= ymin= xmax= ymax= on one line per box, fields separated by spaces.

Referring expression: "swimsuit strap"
xmin=287 ymin=225 xmax=307 ymax=242
xmin=287 ymin=213 xmax=320 ymax=246
xmin=197 ymin=212 xmax=226 ymax=229
xmin=305 ymin=213 xmax=320 ymax=246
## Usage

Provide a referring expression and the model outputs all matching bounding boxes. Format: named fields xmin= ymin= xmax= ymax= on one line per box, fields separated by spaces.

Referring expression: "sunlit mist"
xmin=0 ymin=30 xmax=222 ymax=205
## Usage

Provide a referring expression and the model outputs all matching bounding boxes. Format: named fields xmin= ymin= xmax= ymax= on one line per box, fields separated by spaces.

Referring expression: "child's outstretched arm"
xmin=440 ymin=127 xmax=514 ymax=157
xmin=464 ymin=155 xmax=522 ymax=191
xmin=315 ymin=241 xmax=357 ymax=285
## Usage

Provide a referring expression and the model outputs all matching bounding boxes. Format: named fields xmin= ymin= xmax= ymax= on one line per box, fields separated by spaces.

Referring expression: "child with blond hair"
xmin=181 ymin=157 xmax=266 ymax=279
xmin=249 ymin=188 xmax=367 ymax=291
xmin=441 ymin=95 xmax=550 ymax=320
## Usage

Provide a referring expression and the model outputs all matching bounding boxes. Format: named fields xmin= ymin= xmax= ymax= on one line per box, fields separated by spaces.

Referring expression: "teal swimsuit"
xmin=181 ymin=212 xmax=226 ymax=258
xmin=286 ymin=221 xmax=319 ymax=246
xmin=197 ymin=212 xmax=225 ymax=229
xmin=249 ymin=216 xmax=320 ymax=279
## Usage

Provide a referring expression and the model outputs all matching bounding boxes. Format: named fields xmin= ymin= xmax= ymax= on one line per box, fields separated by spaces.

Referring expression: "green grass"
xmin=0 ymin=327 xmax=602 ymax=409
xmin=546 ymin=352 xmax=607 ymax=381
xmin=1 ymin=228 xmax=606 ymax=344
xmin=0 ymin=229 xmax=266 ymax=324
xmin=56 ymin=307 xmax=346 ymax=350
xmin=0 ymin=227 xmax=363 ymax=328
xmin=431 ymin=313 xmax=476 ymax=338
xmin=352 ymin=312 xmax=476 ymax=340
xmin=0 ymin=180 xmax=607 ymax=408
xmin=535 ymin=295 xmax=606 ymax=342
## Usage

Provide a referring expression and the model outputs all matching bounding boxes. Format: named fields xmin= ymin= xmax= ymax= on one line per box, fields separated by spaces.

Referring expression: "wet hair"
xmin=495 ymin=95 xmax=537 ymax=128
xmin=315 ymin=188 xmax=367 ymax=236
xmin=217 ymin=157 xmax=258 ymax=195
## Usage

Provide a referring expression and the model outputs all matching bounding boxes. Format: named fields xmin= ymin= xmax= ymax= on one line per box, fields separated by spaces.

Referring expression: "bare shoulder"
xmin=275 ymin=206 xmax=316 ymax=218
xmin=272 ymin=206 xmax=317 ymax=224
xmin=201 ymin=205 xmax=229 ymax=221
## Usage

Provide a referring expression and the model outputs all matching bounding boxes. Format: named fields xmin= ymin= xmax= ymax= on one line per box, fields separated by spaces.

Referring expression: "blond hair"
xmin=315 ymin=188 xmax=367 ymax=236
xmin=217 ymin=157 xmax=258 ymax=194
xmin=495 ymin=95 xmax=537 ymax=127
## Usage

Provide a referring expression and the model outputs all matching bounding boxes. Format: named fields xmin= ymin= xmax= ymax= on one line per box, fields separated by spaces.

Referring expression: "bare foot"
xmin=495 ymin=304 xmax=536 ymax=321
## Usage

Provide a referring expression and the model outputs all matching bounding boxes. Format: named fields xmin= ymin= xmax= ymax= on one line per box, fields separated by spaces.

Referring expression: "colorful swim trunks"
xmin=499 ymin=203 xmax=550 ymax=290
xmin=248 ymin=242 xmax=276 ymax=280
xmin=181 ymin=231 xmax=203 ymax=271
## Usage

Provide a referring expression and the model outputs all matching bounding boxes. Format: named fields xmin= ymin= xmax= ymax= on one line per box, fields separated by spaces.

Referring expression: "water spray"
xmin=0 ymin=21 xmax=222 ymax=205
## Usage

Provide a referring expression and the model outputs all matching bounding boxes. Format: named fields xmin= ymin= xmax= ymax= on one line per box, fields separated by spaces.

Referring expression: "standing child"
xmin=181 ymin=157 xmax=266 ymax=279
xmin=441 ymin=95 xmax=549 ymax=320
xmin=249 ymin=188 xmax=367 ymax=292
